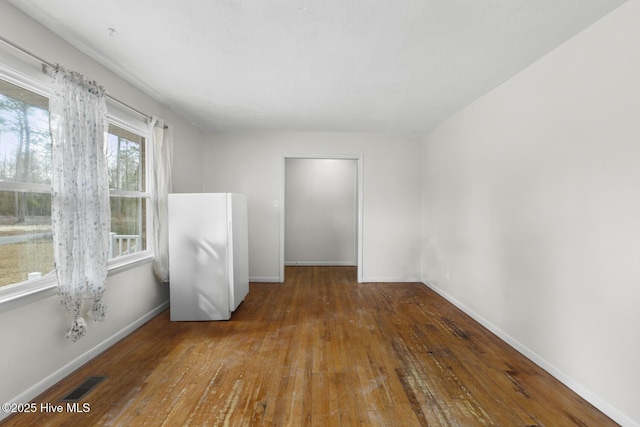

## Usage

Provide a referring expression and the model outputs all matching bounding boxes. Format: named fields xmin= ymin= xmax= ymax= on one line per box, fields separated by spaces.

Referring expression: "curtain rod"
xmin=0 ymin=35 xmax=165 ymax=127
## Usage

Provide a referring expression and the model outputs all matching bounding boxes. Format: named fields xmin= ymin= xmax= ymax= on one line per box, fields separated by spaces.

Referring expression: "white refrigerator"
xmin=168 ymin=193 xmax=249 ymax=321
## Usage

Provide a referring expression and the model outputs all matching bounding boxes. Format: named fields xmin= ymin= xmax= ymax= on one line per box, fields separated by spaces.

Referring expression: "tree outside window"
xmin=0 ymin=78 xmax=149 ymax=288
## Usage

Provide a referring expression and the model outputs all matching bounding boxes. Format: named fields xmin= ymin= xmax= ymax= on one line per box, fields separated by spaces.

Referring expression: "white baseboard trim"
xmin=250 ymin=274 xmax=423 ymax=284
xmin=360 ymin=276 xmax=423 ymax=283
xmin=1 ymin=301 xmax=169 ymax=423
xmin=249 ymin=277 xmax=282 ymax=283
xmin=422 ymin=281 xmax=637 ymax=427
xmin=284 ymin=261 xmax=356 ymax=266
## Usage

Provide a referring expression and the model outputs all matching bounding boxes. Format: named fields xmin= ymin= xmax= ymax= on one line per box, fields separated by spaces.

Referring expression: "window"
xmin=0 ymin=77 xmax=150 ymax=289
xmin=107 ymin=123 xmax=148 ymax=259
xmin=0 ymin=78 xmax=53 ymax=288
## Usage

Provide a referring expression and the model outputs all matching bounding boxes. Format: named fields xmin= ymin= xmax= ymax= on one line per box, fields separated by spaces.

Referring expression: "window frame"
xmin=0 ymin=53 xmax=155 ymax=313
xmin=106 ymin=116 xmax=153 ymax=260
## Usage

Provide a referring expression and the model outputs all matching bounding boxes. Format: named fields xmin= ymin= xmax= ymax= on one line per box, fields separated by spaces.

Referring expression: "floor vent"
xmin=60 ymin=376 xmax=107 ymax=402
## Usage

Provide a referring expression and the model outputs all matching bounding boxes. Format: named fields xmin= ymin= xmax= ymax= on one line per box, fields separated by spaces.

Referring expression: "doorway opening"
xmin=280 ymin=154 xmax=363 ymax=282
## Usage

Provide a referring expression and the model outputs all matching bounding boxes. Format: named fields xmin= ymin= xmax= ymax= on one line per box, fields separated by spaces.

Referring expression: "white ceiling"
xmin=7 ymin=0 xmax=629 ymax=133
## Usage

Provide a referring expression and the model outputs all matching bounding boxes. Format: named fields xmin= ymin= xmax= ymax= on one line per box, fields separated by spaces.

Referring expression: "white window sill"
xmin=0 ymin=252 xmax=155 ymax=315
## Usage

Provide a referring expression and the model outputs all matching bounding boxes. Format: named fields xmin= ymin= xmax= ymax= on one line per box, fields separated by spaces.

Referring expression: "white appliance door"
xmin=169 ymin=193 xmax=231 ymax=321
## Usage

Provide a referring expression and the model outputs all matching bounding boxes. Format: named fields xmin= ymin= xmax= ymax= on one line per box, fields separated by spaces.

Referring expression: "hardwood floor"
xmin=3 ymin=266 xmax=616 ymax=426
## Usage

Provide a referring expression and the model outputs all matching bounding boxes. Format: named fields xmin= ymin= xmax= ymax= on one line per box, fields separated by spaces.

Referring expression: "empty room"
xmin=0 ymin=0 xmax=638 ymax=426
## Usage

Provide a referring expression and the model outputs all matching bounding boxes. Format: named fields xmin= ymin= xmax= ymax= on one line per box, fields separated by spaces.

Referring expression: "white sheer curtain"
xmin=49 ymin=66 xmax=111 ymax=342
xmin=148 ymin=117 xmax=173 ymax=283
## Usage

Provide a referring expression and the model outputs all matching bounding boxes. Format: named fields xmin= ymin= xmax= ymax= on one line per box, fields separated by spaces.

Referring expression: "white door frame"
xmin=280 ymin=153 xmax=363 ymax=283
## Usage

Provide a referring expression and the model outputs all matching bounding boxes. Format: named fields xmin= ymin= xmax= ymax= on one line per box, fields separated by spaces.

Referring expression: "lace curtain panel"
xmin=49 ymin=66 xmax=111 ymax=342
xmin=149 ymin=117 xmax=173 ymax=283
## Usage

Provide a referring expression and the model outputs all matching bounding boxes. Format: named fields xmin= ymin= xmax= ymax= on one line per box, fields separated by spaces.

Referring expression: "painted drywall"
xmin=285 ymin=158 xmax=357 ymax=266
xmin=203 ymin=132 xmax=422 ymax=282
xmin=0 ymin=262 xmax=167 ymax=410
xmin=0 ymin=2 xmax=204 ymax=416
xmin=421 ymin=1 xmax=640 ymax=425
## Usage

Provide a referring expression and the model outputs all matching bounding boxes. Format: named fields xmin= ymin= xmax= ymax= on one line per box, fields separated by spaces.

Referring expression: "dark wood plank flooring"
xmin=2 ymin=266 xmax=617 ymax=426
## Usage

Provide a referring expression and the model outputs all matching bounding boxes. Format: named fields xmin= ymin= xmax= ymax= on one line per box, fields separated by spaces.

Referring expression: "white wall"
xmin=203 ymin=131 xmax=422 ymax=282
xmin=0 ymin=2 xmax=204 ymax=417
xmin=0 ymin=263 xmax=166 ymax=410
xmin=421 ymin=1 xmax=640 ymax=425
xmin=285 ymin=158 xmax=357 ymax=266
